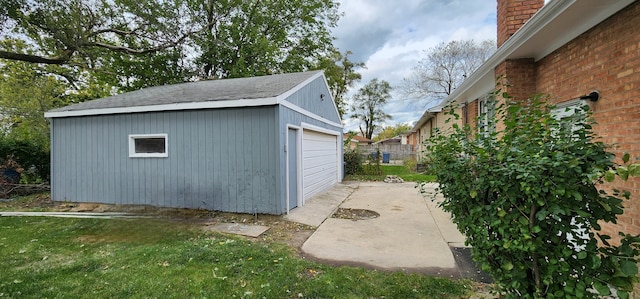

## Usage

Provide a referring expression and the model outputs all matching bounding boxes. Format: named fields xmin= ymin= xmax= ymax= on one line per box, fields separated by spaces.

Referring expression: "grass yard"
xmin=0 ymin=216 xmax=472 ymax=298
xmin=345 ymin=164 xmax=437 ymax=182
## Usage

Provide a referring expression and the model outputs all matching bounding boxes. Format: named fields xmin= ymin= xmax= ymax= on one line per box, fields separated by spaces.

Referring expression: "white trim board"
xmin=280 ymin=100 xmax=343 ymax=129
xmin=44 ymin=97 xmax=280 ymax=118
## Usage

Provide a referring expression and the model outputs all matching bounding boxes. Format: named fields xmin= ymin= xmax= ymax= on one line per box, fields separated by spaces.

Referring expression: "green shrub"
xmin=403 ymin=157 xmax=417 ymax=172
xmin=0 ymin=135 xmax=50 ymax=182
xmin=361 ymin=149 xmax=383 ymax=175
xmin=344 ymin=148 xmax=363 ymax=175
xmin=422 ymin=92 xmax=640 ymax=298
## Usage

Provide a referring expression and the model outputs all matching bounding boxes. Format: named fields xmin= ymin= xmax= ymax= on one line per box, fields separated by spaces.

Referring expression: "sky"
xmin=332 ymin=0 xmax=498 ymax=133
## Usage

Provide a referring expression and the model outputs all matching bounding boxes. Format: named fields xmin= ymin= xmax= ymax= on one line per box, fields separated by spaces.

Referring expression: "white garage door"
xmin=302 ymin=130 xmax=339 ymax=200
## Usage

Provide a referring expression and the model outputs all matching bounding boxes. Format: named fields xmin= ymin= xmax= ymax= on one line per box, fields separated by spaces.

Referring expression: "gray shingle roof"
xmin=51 ymin=71 xmax=322 ymax=112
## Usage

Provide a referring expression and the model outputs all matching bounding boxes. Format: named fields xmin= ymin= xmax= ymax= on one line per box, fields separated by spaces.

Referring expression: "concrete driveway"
xmin=284 ymin=181 xmax=482 ymax=279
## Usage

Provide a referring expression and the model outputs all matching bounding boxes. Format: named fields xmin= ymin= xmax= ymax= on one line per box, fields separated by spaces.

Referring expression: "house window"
xmin=129 ymin=134 xmax=168 ymax=158
xmin=551 ymin=100 xmax=587 ymax=137
xmin=478 ymin=96 xmax=495 ymax=136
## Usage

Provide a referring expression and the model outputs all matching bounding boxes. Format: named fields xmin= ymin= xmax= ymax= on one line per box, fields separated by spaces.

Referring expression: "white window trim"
xmin=128 ymin=133 xmax=168 ymax=158
xmin=478 ymin=95 xmax=495 ymax=136
xmin=551 ymin=99 xmax=588 ymax=119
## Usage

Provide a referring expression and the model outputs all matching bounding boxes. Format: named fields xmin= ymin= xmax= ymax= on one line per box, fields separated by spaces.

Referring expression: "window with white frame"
xmin=478 ymin=95 xmax=495 ymax=136
xmin=551 ymin=99 xmax=588 ymax=137
xmin=128 ymin=134 xmax=168 ymax=158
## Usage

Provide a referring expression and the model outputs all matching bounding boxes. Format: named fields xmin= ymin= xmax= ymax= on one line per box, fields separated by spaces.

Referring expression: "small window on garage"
xmin=129 ymin=134 xmax=168 ymax=158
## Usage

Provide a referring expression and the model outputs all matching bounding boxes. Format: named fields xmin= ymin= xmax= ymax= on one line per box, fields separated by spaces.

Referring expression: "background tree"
xmin=0 ymin=0 xmax=197 ymax=66
xmin=314 ymin=50 xmax=366 ymax=118
xmin=0 ymin=57 xmax=74 ymax=181
xmin=350 ymin=79 xmax=392 ymax=139
xmin=400 ymin=39 xmax=495 ymax=106
xmin=372 ymin=123 xmax=411 ymax=142
xmin=189 ymin=0 xmax=340 ymax=79
xmin=1 ymin=0 xmax=343 ymax=89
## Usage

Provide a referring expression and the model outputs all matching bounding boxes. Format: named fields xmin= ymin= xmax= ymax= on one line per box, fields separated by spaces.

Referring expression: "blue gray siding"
xmin=51 ymin=106 xmax=281 ymax=214
xmin=283 ymin=76 xmax=342 ymax=124
xmin=276 ymin=79 xmax=343 ymax=208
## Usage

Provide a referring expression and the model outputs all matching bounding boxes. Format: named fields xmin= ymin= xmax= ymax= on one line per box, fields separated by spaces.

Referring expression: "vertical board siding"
xmin=51 ymin=106 xmax=280 ymax=214
xmin=284 ymin=77 xmax=342 ymax=124
xmin=277 ymin=76 xmax=343 ymax=210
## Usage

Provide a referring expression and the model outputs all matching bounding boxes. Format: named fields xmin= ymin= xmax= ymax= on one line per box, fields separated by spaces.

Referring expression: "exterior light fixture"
xmin=579 ymin=91 xmax=599 ymax=102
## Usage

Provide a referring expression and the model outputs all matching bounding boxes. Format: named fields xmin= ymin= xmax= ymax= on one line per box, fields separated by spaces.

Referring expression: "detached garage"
xmin=45 ymin=71 xmax=343 ymax=214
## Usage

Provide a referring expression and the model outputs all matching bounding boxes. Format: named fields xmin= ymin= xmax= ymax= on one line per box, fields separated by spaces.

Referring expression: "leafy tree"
xmin=0 ymin=60 xmax=66 ymax=143
xmin=400 ymin=39 xmax=494 ymax=106
xmin=350 ymin=79 xmax=392 ymax=140
xmin=0 ymin=0 xmax=198 ymax=65
xmin=314 ymin=50 xmax=366 ymax=118
xmin=372 ymin=123 xmax=411 ymax=142
xmin=1 ymin=0 xmax=343 ymax=89
xmin=0 ymin=57 xmax=77 ymax=180
xmin=189 ymin=0 xmax=340 ymax=79
xmin=423 ymin=92 xmax=640 ymax=298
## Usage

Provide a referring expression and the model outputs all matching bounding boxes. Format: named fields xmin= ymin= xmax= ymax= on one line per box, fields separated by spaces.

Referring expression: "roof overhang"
xmin=445 ymin=0 xmax=635 ymax=107
xmin=45 ymin=71 xmax=326 ymax=119
xmin=44 ymin=97 xmax=280 ymax=118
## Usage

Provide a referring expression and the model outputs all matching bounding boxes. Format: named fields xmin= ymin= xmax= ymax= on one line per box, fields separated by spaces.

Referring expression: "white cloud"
xmin=334 ymin=0 xmax=497 ymax=132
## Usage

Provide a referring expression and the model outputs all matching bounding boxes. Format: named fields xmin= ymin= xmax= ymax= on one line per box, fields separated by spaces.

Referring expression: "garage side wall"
xmin=284 ymin=76 xmax=342 ymax=124
xmin=50 ymin=106 xmax=281 ymax=214
xmin=276 ymin=79 xmax=343 ymax=213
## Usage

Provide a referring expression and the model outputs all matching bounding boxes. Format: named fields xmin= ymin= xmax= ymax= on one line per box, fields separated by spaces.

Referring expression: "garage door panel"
xmin=304 ymin=170 xmax=337 ymax=196
xmin=303 ymin=164 xmax=336 ymax=178
xmin=304 ymin=155 xmax=336 ymax=167
xmin=304 ymin=140 xmax=336 ymax=151
xmin=302 ymin=130 xmax=339 ymax=200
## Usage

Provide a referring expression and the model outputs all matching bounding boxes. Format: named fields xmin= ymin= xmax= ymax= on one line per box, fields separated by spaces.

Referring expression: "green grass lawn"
xmin=345 ymin=164 xmax=437 ymax=182
xmin=0 ymin=216 xmax=471 ymax=298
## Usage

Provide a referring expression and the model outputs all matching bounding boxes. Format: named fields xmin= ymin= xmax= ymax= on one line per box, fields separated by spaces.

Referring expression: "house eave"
xmin=444 ymin=0 xmax=634 ymax=107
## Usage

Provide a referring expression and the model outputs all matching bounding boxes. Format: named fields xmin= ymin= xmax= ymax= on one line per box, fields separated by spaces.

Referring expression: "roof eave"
xmin=44 ymin=97 xmax=280 ymax=118
xmin=443 ymin=0 xmax=635 ymax=107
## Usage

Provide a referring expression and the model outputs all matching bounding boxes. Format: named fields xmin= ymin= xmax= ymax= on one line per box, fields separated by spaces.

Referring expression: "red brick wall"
xmin=533 ymin=2 xmax=640 ymax=237
xmin=465 ymin=100 xmax=479 ymax=131
xmin=497 ymin=0 xmax=545 ymax=47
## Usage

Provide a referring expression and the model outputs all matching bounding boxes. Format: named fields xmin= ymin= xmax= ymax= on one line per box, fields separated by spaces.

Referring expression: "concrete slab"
xmin=301 ymin=182 xmax=458 ymax=272
xmin=207 ymin=223 xmax=270 ymax=238
xmin=284 ymin=183 xmax=356 ymax=227
xmin=420 ymin=183 xmax=469 ymax=247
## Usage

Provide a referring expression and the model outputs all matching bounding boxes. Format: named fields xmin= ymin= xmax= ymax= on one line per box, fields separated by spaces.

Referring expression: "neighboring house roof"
xmin=442 ymin=0 xmax=634 ymax=107
xmin=409 ymin=107 xmax=443 ymax=133
xmin=343 ymin=134 xmax=372 ymax=143
xmin=45 ymin=71 xmax=327 ymax=118
xmin=352 ymin=135 xmax=372 ymax=143
xmin=374 ymin=136 xmax=401 ymax=144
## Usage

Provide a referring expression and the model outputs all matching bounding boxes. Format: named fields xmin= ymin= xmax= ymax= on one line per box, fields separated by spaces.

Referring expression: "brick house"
xmin=408 ymin=105 xmax=463 ymax=156
xmin=414 ymin=0 xmax=640 ymax=236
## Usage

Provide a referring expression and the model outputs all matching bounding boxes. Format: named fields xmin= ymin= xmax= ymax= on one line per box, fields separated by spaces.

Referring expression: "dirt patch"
xmin=0 ymin=194 xmax=315 ymax=250
xmin=331 ymin=208 xmax=380 ymax=220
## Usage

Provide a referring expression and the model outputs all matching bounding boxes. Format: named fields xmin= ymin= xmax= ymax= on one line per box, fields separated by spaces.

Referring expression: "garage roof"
xmin=46 ymin=71 xmax=324 ymax=118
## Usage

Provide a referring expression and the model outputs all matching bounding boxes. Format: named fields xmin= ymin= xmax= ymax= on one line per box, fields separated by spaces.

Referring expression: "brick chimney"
xmin=497 ymin=0 xmax=544 ymax=47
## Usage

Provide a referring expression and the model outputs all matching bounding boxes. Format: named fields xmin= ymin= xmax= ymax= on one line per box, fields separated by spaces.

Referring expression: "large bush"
xmin=344 ymin=148 xmax=363 ymax=175
xmin=0 ymin=135 xmax=50 ymax=183
xmin=423 ymin=93 xmax=640 ymax=298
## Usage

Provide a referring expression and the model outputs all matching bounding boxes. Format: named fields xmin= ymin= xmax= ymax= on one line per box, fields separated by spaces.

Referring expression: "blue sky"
xmin=331 ymin=0 xmax=497 ymax=133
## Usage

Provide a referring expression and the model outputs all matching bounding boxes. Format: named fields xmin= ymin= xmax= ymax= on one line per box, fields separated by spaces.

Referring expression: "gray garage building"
xmin=45 ymin=71 xmax=343 ymax=214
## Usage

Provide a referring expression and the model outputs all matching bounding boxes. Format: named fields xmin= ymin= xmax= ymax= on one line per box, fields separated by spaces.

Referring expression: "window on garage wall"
xmin=128 ymin=134 xmax=168 ymax=158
